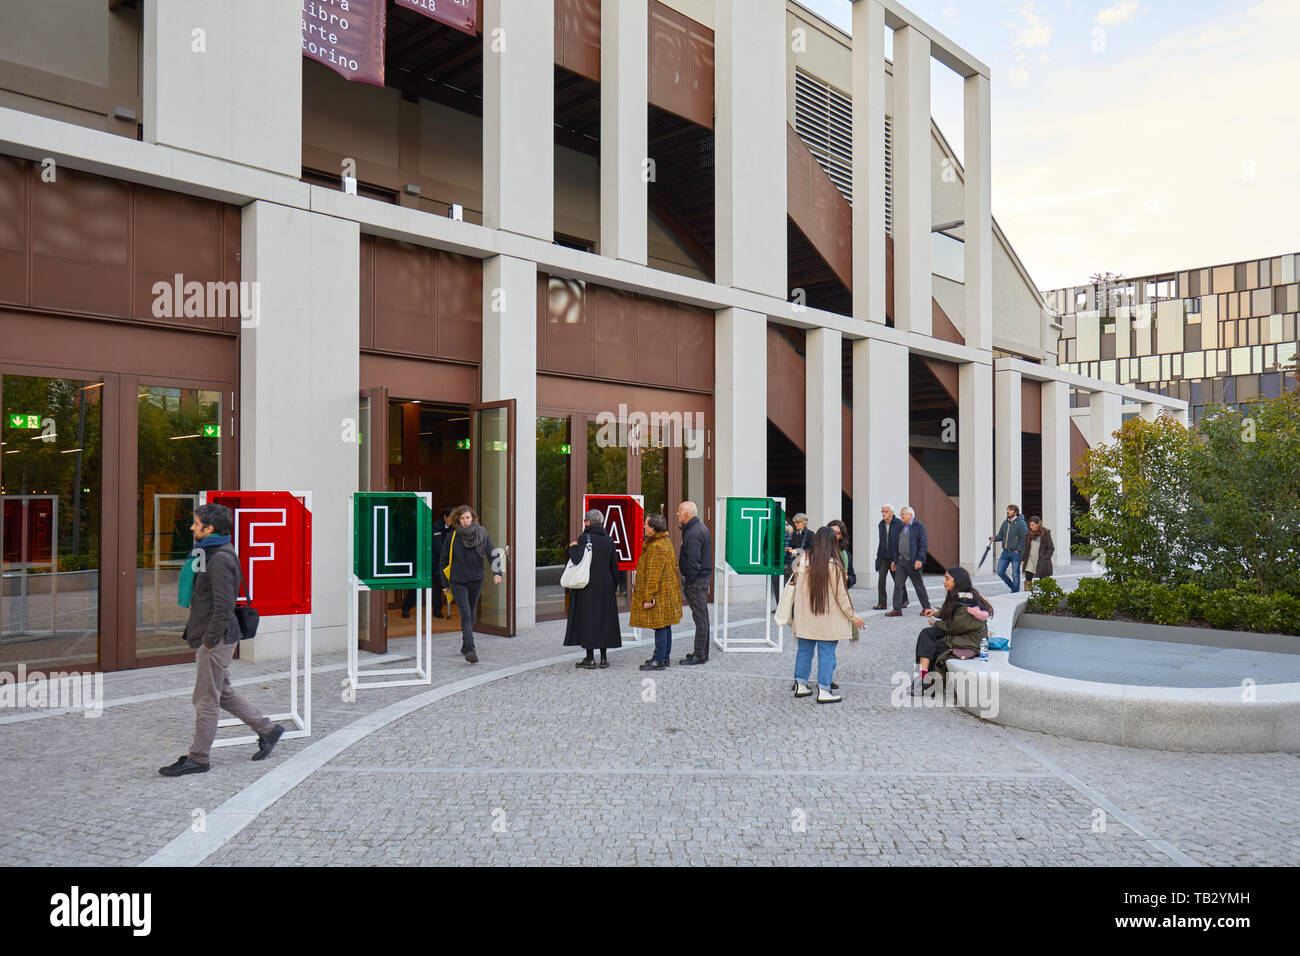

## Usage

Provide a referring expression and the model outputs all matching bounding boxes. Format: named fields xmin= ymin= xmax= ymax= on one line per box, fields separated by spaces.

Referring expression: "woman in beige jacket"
xmin=791 ymin=526 xmax=866 ymax=704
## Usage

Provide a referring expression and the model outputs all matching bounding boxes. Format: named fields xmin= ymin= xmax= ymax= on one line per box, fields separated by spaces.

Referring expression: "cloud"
xmin=993 ymin=0 xmax=1300 ymax=289
xmin=1009 ymin=1 xmax=1053 ymax=51
xmin=1095 ymin=0 xmax=1139 ymax=26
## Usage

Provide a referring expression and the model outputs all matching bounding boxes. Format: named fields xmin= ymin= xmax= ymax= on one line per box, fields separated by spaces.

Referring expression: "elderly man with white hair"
xmin=675 ymin=500 xmax=713 ymax=664
xmin=885 ymin=506 xmax=932 ymax=616
xmin=873 ymin=503 xmax=904 ymax=610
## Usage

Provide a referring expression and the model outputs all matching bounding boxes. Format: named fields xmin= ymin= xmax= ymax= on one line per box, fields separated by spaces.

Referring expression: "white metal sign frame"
xmin=711 ymin=495 xmax=785 ymax=653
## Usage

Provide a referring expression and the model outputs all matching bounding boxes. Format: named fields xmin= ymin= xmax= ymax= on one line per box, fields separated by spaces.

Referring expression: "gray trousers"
xmin=892 ymin=557 xmax=932 ymax=611
xmin=684 ymin=579 xmax=710 ymax=660
xmin=190 ymin=639 xmax=273 ymax=763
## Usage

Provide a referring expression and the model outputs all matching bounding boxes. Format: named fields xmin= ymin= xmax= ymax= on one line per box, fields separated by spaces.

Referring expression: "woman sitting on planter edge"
xmin=791 ymin=526 xmax=866 ymax=704
xmin=911 ymin=566 xmax=993 ymax=697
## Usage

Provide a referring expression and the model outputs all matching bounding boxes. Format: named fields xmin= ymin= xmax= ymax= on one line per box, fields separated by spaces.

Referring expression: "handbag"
xmin=230 ymin=554 xmax=259 ymax=642
xmin=774 ymin=568 xmax=798 ymax=626
xmin=443 ymin=531 xmax=455 ymax=586
xmin=560 ymin=534 xmax=592 ymax=589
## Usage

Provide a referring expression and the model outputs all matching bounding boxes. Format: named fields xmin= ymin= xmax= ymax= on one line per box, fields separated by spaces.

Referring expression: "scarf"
xmin=454 ymin=522 xmax=490 ymax=558
xmin=177 ymin=534 xmax=231 ymax=608
xmin=1026 ymin=526 xmax=1044 ymax=541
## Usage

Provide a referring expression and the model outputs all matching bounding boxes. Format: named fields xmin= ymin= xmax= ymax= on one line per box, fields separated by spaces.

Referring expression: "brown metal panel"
xmin=1070 ymin=418 xmax=1088 ymax=483
xmin=688 ymin=29 xmax=714 ymax=129
xmin=436 ymin=250 xmax=483 ymax=362
xmin=0 ymin=156 xmax=29 ymax=305
xmin=593 ymin=284 xmax=637 ymax=382
xmin=556 ymin=0 xmax=601 ymax=82
xmin=636 ymin=295 xmax=677 ymax=387
xmin=648 ymin=2 xmax=690 ymax=120
xmin=372 ymin=238 xmax=436 ymax=356
xmin=543 ymin=276 xmax=594 ymax=376
xmin=786 ymin=126 xmax=810 ymax=227
xmin=931 ymin=298 xmax=965 ymax=345
xmin=842 ymin=401 xmax=852 ymax=497
xmin=358 ymin=234 xmax=375 ymax=349
xmin=786 ymin=124 xmax=851 ymax=289
xmin=674 ymin=304 xmax=713 ymax=390
xmin=536 ymin=271 xmax=549 ymax=368
xmin=909 ymin=453 xmax=959 ymax=569
xmin=921 ymin=356 xmax=960 ymax=403
xmin=1020 ymin=378 xmax=1042 ymax=434
xmin=30 ymin=167 xmax=130 ymax=317
xmin=766 ymin=324 xmax=805 ymax=450
xmin=358 ymin=353 xmax=478 ymax=404
xmin=131 ymin=187 xmax=225 ymax=329
xmin=221 ymin=204 xmax=242 ymax=333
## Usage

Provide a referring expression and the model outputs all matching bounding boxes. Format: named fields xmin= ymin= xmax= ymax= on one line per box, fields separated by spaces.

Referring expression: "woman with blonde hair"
xmin=790 ymin=526 xmax=866 ymax=704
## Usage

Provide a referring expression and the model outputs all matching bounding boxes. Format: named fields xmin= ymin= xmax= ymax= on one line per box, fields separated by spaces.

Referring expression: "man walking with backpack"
xmin=159 ymin=503 xmax=283 ymax=776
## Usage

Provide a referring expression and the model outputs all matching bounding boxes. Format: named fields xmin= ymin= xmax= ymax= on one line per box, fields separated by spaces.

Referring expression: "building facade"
xmin=1046 ymin=253 xmax=1300 ymax=426
xmin=0 ymin=0 xmax=1183 ymax=674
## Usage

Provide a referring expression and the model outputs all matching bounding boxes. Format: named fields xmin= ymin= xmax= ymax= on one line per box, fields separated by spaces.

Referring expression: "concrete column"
xmin=1171 ymin=405 xmax=1189 ymax=427
xmin=994 ymin=368 xmax=1022 ymax=518
xmin=240 ymin=202 xmax=359 ymax=659
xmin=805 ymin=328 xmax=843 ymax=527
xmin=958 ymin=362 xmax=993 ymax=568
xmin=482 ymin=255 xmax=538 ymax=630
xmin=600 ymin=0 xmax=647 ymax=264
xmin=482 ymin=0 xmax=553 ymax=240
xmin=852 ymin=338 xmax=909 ymax=527
xmin=714 ymin=0 xmax=786 ymax=297
xmin=1089 ymin=390 xmax=1122 ymax=447
xmin=1139 ymin=402 xmax=1160 ymax=422
xmin=143 ymin=0 xmax=300 ymax=176
xmin=1041 ymin=380 xmax=1072 ymax=570
xmin=716 ymin=308 xmax=769 ymax=601
xmin=963 ymin=73 xmax=992 ymax=351
xmin=851 ymin=0 xmax=887 ymax=325
xmin=892 ymin=25 xmax=932 ymax=336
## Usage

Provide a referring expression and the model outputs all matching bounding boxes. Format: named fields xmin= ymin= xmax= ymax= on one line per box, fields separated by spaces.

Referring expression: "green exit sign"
xmin=202 ymin=423 xmax=221 ymax=438
xmin=456 ymin=438 xmax=471 ymax=450
xmin=8 ymin=414 xmax=39 ymax=429
xmin=560 ymin=444 xmax=571 ymax=454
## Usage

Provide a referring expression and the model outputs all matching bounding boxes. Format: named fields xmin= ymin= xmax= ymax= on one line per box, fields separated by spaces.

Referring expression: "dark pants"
xmin=876 ymin=560 xmax=892 ymax=607
xmin=653 ymin=626 xmax=673 ymax=664
xmin=684 ymin=578 xmax=710 ymax=660
xmin=893 ymin=559 xmax=931 ymax=611
xmin=448 ymin=580 xmax=483 ymax=653
xmin=915 ymin=625 xmax=947 ymax=665
xmin=402 ymin=587 xmax=444 ymax=617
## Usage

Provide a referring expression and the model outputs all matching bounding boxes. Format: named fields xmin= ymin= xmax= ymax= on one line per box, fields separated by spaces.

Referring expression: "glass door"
xmin=470 ymin=400 xmax=514 ymax=636
xmin=358 ymin=386 xmax=389 ymax=652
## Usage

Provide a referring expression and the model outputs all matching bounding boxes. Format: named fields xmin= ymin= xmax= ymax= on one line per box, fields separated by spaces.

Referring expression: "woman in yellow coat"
xmin=631 ymin=513 xmax=684 ymax=671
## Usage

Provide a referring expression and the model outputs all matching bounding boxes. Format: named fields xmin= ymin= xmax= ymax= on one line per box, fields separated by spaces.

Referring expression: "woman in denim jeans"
xmin=790 ymin=526 xmax=866 ymax=704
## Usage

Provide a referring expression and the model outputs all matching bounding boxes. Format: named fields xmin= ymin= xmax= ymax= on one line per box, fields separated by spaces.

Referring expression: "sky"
xmin=796 ymin=0 xmax=1300 ymax=291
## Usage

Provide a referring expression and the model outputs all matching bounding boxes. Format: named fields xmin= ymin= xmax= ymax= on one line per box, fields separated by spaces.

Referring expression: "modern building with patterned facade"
xmin=1045 ymin=253 xmax=1300 ymax=425
xmin=0 ymin=0 xmax=1182 ymax=674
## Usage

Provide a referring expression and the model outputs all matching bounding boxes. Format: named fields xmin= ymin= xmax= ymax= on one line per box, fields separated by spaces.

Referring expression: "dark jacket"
xmin=678 ymin=516 xmax=712 ymax=583
xmin=839 ymin=546 xmax=857 ymax=588
xmin=784 ymin=526 xmax=814 ymax=574
xmin=1022 ymin=527 xmax=1056 ymax=577
xmin=563 ymin=525 xmax=622 ymax=650
xmin=440 ymin=527 xmax=498 ymax=586
xmin=183 ymin=542 xmax=241 ymax=649
xmin=895 ymin=519 xmax=928 ymax=567
xmin=430 ymin=520 xmax=454 ymax=588
xmin=930 ymin=602 xmax=990 ymax=670
xmin=876 ymin=516 xmax=903 ymax=570
xmin=994 ymin=515 xmax=1029 ymax=553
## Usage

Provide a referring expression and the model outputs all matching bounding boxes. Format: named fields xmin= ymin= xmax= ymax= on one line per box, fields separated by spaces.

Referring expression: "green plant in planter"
xmin=1271 ymin=592 xmax=1300 ymax=636
xmin=1147 ymin=583 xmax=1188 ymax=626
xmin=1025 ymin=576 xmax=1064 ymax=614
xmin=1067 ymin=577 xmax=1121 ymax=620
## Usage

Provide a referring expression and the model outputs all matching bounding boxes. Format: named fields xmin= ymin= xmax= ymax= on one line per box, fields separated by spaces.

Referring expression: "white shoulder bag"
xmin=773 ymin=554 xmax=803 ymax=626
xmin=560 ymin=534 xmax=592 ymax=589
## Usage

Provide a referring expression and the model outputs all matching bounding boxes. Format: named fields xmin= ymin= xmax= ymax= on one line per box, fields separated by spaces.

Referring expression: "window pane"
xmin=535 ymin=416 xmax=570 ymax=619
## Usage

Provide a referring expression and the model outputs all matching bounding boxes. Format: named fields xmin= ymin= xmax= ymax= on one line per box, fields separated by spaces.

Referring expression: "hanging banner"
xmin=202 ymin=491 xmax=313 ymax=616
xmin=582 ymin=494 xmax=644 ymax=571
xmin=724 ymin=497 xmax=784 ymax=576
xmin=302 ymin=0 xmax=386 ymax=86
xmin=352 ymin=492 xmax=433 ymax=589
xmin=396 ymin=0 xmax=478 ymax=37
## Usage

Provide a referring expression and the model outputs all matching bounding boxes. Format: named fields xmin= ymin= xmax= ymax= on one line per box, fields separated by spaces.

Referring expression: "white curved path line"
xmin=139 ymin=648 xmax=594 ymax=867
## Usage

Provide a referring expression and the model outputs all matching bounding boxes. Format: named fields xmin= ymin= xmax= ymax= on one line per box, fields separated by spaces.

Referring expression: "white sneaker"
xmin=816 ymin=686 xmax=842 ymax=704
xmin=792 ymin=681 xmax=813 ymax=698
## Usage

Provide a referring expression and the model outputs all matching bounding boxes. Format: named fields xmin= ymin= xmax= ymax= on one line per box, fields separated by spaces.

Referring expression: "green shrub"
xmin=1271 ymin=593 xmax=1300 ymax=636
xmin=1067 ymin=577 xmax=1121 ymax=620
xmin=1148 ymin=584 xmax=1188 ymax=626
xmin=1025 ymin=576 xmax=1065 ymax=614
xmin=1177 ymin=583 xmax=1207 ymax=622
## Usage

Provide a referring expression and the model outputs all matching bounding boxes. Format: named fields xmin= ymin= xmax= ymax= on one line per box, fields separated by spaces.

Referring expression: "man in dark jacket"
xmin=675 ymin=500 xmax=712 ymax=665
xmin=159 ymin=503 xmax=282 ymax=777
xmin=564 ymin=510 xmax=622 ymax=667
xmin=989 ymin=503 xmax=1029 ymax=593
xmin=886 ymin=506 xmax=932 ymax=616
xmin=873 ymin=504 xmax=903 ymax=609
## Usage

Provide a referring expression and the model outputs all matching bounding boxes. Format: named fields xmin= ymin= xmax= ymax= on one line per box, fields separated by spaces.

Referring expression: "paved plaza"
xmin=2 ymin=561 xmax=1296 ymax=867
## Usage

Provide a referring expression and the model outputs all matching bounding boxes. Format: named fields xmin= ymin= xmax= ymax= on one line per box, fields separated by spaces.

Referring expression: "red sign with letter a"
xmin=582 ymin=495 xmax=644 ymax=571
xmin=203 ymin=491 xmax=312 ymax=616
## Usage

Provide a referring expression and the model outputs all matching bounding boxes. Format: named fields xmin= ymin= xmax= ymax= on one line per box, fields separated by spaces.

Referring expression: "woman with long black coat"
xmin=564 ymin=509 xmax=623 ymax=668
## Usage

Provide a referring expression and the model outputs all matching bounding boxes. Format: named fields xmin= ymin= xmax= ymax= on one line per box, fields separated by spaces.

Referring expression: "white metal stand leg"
xmin=213 ymin=612 xmax=313 ymax=747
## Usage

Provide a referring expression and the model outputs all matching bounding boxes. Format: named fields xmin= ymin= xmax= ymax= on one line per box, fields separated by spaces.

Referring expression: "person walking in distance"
xmin=886 ymin=506 xmax=932 ymax=617
xmin=440 ymin=504 xmax=504 ymax=664
xmin=989 ymin=504 xmax=1029 ymax=593
xmin=632 ymin=513 xmax=684 ymax=671
xmin=873 ymin=504 xmax=903 ymax=610
xmin=1021 ymin=515 xmax=1056 ymax=586
xmin=159 ymin=503 xmax=283 ymax=776
xmin=676 ymin=501 xmax=713 ymax=665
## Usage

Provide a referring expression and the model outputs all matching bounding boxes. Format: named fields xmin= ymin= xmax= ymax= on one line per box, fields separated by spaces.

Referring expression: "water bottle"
xmin=979 ymin=636 xmax=989 ymax=661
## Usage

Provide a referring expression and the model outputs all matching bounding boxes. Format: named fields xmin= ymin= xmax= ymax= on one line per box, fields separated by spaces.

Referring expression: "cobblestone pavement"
xmin=2 ymin=561 xmax=1296 ymax=866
